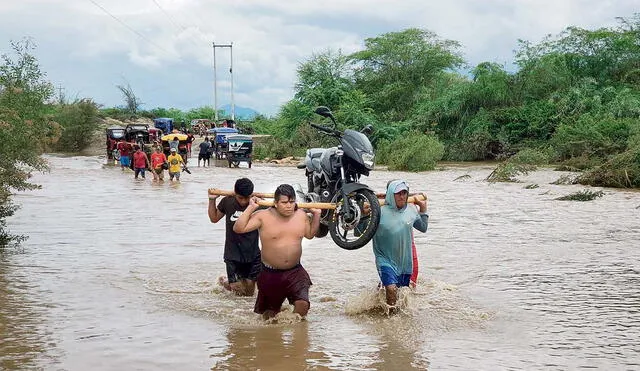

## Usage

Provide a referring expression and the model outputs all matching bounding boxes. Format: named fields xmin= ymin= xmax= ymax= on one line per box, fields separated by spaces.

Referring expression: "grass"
xmin=486 ymin=162 xmax=536 ymax=183
xmin=555 ymin=189 xmax=604 ymax=201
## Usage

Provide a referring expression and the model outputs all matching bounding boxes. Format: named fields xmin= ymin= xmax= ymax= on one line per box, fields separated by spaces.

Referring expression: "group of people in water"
xmin=115 ymin=138 xmax=190 ymax=182
xmin=208 ymin=177 xmax=429 ymax=320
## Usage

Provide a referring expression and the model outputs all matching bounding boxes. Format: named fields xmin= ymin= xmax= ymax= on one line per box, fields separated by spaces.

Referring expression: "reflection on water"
xmin=0 ymin=260 xmax=58 ymax=370
xmin=2 ymin=154 xmax=640 ymax=370
xmin=214 ymin=323 xmax=325 ymax=370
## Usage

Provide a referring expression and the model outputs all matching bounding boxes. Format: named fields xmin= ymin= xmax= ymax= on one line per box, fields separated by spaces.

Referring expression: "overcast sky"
xmin=0 ymin=0 xmax=635 ymax=116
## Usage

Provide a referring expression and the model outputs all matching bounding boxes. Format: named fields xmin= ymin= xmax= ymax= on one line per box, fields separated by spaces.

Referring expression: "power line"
xmin=149 ymin=0 xmax=209 ymax=49
xmin=86 ymin=0 xmax=172 ymax=55
xmin=150 ymin=0 xmax=187 ymax=32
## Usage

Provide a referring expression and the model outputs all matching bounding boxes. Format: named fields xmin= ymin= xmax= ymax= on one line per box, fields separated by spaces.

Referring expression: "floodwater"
xmin=2 ymin=154 xmax=640 ymax=370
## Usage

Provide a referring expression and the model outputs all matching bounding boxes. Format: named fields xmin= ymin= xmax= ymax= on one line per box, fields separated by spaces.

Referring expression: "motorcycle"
xmin=298 ymin=106 xmax=380 ymax=250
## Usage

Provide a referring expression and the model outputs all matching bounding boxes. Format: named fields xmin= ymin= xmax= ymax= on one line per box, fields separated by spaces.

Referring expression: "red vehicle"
xmin=149 ymin=128 xmax=162 ymax=143
xmin=106 ymin=126 xmax=126 ymax=159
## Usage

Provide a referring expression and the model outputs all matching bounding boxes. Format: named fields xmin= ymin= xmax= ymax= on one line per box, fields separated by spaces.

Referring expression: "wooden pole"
xmin=208 ymin=188 xmax=419 ymax=200
xmin=208 ymin=188 xmax=427 ymax=209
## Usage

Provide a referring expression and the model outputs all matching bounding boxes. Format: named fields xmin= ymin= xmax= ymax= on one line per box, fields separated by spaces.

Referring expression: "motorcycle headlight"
xmin=361 ymin=152 xmax=375 ymax=169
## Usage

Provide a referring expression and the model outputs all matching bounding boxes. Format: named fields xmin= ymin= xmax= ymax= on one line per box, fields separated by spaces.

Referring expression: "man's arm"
xmin=413 ymin=196 xmax=429 ymax=233
xmin=208 ymin=195 xmax=225 ymax=223
xmin=233 ymin=197 xmax=263 ymax=233
xmin=304 ymin=209 xmax=321 ymax=239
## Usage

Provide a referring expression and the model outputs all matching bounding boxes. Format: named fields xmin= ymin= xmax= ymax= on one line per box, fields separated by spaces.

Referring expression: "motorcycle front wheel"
xmin=329 ymin=189 xmax=381 ymax=250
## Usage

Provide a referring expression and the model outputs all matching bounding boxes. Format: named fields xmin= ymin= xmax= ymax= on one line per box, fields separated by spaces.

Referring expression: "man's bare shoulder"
xmin=294 ymin=209 xmax=311 ymax=219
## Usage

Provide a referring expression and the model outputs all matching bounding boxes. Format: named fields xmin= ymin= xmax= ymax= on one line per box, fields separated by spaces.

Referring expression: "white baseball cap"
xmin=394 ymin=182 xmax=409 ymax=193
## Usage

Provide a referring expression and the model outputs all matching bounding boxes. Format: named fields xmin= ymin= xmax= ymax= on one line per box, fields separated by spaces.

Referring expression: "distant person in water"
xmin=169 ymin=136 xmax=179 ymax=152
xmin=198 ymin=137 xmax=211 ymax=167
xmin=150 ymin=146 xmax=167 ymax=181
xmin=166 ymin=147 xmax=184 ymax=181
xmin=208 ymin=178 xmax=261 ymax=296
xmin=132 ymin=145 xmax=150 ymax=180
xmin=233 ymin=184 xmax=321 ymax=320
xmin=372 ymin=180 xmax=428 ymax=312
xmin=117 ymin=141 xmax=132 ymax=171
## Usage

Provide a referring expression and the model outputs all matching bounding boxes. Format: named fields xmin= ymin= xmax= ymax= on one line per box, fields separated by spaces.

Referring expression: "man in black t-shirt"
xmin=208 ymin=178 xmax=261 ymax=296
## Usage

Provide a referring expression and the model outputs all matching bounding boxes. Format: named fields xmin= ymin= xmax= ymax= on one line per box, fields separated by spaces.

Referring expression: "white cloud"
xmin=0 ymin=0 xmax=635 ymax=115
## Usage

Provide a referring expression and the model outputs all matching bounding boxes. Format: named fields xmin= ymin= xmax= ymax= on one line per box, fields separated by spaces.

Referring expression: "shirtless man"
xmin=233 ymin=184 xmax=321 ymax=320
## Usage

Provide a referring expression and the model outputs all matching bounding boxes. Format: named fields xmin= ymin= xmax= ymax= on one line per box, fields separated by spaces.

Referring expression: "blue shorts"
xmin=120 ymin=156 xmax=131 ymax=166
xmin=378 ymin=265 xmax=411 ymax=287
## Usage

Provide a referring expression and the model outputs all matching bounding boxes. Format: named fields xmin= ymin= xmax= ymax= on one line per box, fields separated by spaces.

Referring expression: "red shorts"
xmin=254 ymin=263 xmax=312 ymax=314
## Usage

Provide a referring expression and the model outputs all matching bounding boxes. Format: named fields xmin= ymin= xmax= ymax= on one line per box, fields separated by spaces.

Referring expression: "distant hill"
xmin=219 ymin=104 xmax=259 ymax=120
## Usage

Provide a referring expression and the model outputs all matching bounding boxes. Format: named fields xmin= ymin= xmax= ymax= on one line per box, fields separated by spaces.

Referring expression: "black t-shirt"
xmin=217 ymin=196 xmax=260 ymax=262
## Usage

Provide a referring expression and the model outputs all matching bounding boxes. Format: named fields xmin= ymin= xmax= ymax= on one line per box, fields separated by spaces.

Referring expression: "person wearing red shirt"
xmin=150 ymin=146 xmax=167 ymax=181
xmin=117 ymin=141 xmax=132 ymax=171
xmin=132 ymin=146 xmax=150 ymax=180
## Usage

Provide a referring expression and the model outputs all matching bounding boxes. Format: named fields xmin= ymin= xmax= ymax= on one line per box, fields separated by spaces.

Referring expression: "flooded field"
xmin=2 ymin=154 xmax=639 ymax=370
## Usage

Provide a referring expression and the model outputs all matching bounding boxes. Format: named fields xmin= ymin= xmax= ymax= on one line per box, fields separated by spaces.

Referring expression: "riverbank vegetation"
xmin=246 ymin=15 xmax=640 ymax=187
xmin=0 ymin=39 xmax=100 ymax=247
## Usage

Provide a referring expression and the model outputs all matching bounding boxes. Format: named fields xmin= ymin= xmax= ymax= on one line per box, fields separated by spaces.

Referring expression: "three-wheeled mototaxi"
xmin=106 ymin=126 xmax=126 ymax=159
xmin=208 ymin=127 xmax=239 ymax=159
xmin=225 ymin=134 xmax=253 ymax=168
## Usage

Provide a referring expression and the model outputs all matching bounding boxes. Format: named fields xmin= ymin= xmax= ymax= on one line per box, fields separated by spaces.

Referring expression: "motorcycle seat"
xmin=306 ymin=148 xmax=324 ymax=159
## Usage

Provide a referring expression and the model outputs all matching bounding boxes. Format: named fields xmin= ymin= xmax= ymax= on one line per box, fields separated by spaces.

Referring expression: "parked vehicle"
xmin=298 ymin=106 xmax=379 ymax=250
xmin=209 ymin=127 xmax=239 ymax=159
xmin=153 ymin=118 xmax=174 ymax=134
xmin=225 ymin=134 xmax=253 ymax=168
xmin=124 ymin=124 xmax=150 ymax=146
xmin=105 ymin=126 xmax=126 ymax=159
xmin=148 ymin=128 xmax=162 ymax=143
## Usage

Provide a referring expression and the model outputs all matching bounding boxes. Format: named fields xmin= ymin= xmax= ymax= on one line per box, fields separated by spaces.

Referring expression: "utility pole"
xmin=57 ymin=84 xmax=65 ymax=104
xmin=212 ymin=42 xmax=235 ymax=122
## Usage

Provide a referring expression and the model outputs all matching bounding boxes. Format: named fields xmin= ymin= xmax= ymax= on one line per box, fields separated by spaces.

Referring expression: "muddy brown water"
xmin=2 ymin=155 xmax=639 ymax=370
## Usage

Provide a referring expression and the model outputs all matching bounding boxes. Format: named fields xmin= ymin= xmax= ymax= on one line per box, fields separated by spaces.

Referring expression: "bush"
xmin=551 ymin=115 xmax=631 ymax=160
xmin=486 ymin=162 xmax=536 ymax=182
xmin=510 ymin=148 xmax=551 ymax=165
xmin=53 ymin=99 xmax=100 ymax=152
xmin=578 ymin=145 xmax=640 ymax=188
xmin=556 ymin=189 xmax=604 ymax=201
xmin=377 ymin=132 xmax=444 ymax=171
xmin=445 ymin=132 xmax=499 ymax=161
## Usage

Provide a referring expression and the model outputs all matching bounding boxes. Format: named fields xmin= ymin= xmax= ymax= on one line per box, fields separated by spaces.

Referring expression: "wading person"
xmin=167 ymin=147 xmax=184 ymax=182
xmin=132 ymin=145 xmax=150 ymax=180
xmin=150 ymin=146 xmax=167 ymax=181
xmin=208 ymin=178 xmax=261 ymax=296
xmin=384 ymin=179 xmax=420 ymax=288
xmin=117 ymin=141 xmax=132 ymax=171
xmin=169 ymin=136 xmax=180 ymax=152
xmin=372 ymin=179 xmax=428 ymax=313
xmin=233 ymin=184 xmax=321 ymax=320
xmin=198 ymin=137 xmax=211 ymax=167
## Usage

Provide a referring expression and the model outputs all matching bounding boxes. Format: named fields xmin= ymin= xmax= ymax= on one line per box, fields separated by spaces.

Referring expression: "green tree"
xmin=294 ymin=49 xmax=354 ymax=109
xmin=349 ymin=28 xmax=464 ymax=121
xmin=0 ymin=38 xmax=59 ymax=247
xmin=515 ymin=15 xmax=640 ymax=86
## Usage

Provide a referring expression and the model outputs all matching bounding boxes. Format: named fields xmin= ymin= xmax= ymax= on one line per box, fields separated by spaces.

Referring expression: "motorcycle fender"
xmin=339 ymin=182 xmax=374 ymax=195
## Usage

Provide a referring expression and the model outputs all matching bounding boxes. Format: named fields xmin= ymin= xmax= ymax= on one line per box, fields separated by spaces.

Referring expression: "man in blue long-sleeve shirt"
xmin=372 ymin=179 xmax=428 ymax=311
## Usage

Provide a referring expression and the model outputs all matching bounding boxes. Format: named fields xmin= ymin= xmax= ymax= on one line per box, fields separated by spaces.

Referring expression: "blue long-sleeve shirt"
xmin=372 ymin=180 xmax=429 ymax=276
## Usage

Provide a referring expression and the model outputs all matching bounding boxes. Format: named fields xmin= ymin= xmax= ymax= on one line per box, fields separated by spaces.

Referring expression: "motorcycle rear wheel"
xmin=329 ymin=189 xmax=380 ymax=250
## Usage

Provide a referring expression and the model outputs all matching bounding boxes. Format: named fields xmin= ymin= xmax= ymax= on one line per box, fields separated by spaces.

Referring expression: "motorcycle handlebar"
xmin=310 ymin=122 xmax=340 ymax=136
